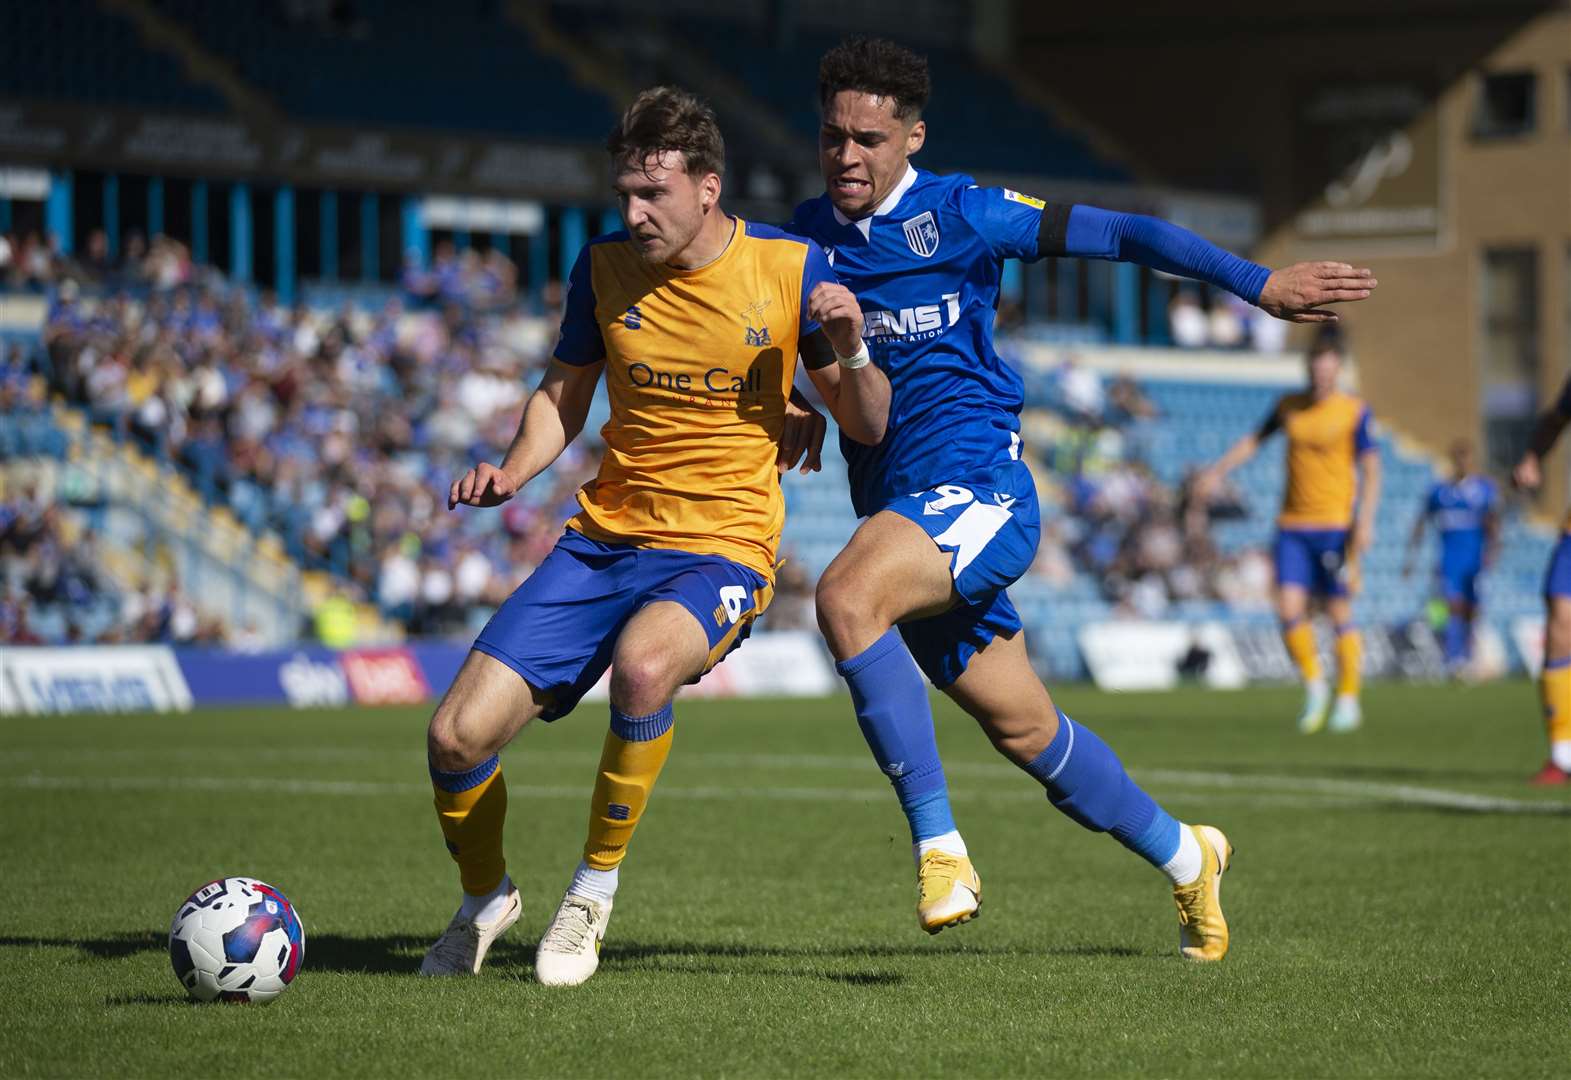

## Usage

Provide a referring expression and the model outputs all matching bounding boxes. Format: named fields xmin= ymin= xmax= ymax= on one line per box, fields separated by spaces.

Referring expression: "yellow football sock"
xmin=1543 ymin=658 xmax=1571 ymax=747
xmin=431 ymin=756 xmax=507 ymax=896
xmin=1283 ymin=620 xmax=1322 ymax=683
xmin=1336 ymin=627 xmax=1362 ymax=698
xmin=584 ymin=708 xmax=675 ymax=872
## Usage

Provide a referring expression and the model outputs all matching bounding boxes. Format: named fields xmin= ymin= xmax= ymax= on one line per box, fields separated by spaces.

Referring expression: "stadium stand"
xmin=144 ymin=0 xmax=619 ymax=139
xmin=4 ymin=223 xmax=1557 ymax=668
xmin=4 ymin=222 xmax=1558 ymax=665
xmin=0 ymin=0 xmax=227 ymax=113
xmin=549 ymin=3 xmax=1131 ymax=183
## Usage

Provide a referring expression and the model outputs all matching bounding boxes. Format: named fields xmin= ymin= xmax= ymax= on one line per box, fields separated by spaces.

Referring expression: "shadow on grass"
xmin=0 ymin=930 xmax=452 ymax=976
xmin=4 ymin=933 xmax=1149 ymax=986
xmin=104 ymin=991 xmax=202 ymax=1007
xmin=597 ymin=940 xmax=1144 ymax=965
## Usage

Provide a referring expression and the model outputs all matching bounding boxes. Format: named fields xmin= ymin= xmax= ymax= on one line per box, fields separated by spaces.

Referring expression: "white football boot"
xmin=419 ymin=886 xmax=522 ymax=976
xmin=1296 ymin=678 xmax=1331 ymax=734
xmin=1327 ymin=694 xmax=1363 ymax=733
xmin=534 ymin=893 xmax=612 ymax=987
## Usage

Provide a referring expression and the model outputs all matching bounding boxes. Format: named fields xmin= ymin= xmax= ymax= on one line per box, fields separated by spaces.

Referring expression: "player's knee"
xmin=609 ymin=643 xmax=681 ymax=713
xmin=989 ymin=722 xmax=1051 ymax=769
xmin=815 ymin=566 xmax=881 ymax=655
xmin=426 ymin=704 xmax=491 ymax=774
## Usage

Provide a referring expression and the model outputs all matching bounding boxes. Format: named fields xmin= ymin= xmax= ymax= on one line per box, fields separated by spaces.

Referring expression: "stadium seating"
xmin=553 ymin=9 xmax=1131 ymax=183
xmin=6 ymin=265 xmax=1557 ymax=664
xmin=146 ymin=0 xmax=618 ymax=140
xmin=0 ymin=0 xmax=227 ymax=113
xmin=780 ymin=371 xmax=1558 ymax=679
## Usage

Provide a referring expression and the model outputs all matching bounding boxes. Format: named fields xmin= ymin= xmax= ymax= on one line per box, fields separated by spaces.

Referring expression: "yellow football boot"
xmin=1172 ymin=824 xmax=1233 ymax=962
xmin=916 ymin=850 xmax=981 ymax=934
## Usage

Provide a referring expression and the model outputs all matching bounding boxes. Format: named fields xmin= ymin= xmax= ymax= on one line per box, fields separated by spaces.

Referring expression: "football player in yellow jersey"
xmin=1199 ymin=337 xmax=1381 ymax=734
xmin=1512 ymin=373 xmax=1571 ymax=785
xmin=417 ymin=88 xmax=891 ymax=984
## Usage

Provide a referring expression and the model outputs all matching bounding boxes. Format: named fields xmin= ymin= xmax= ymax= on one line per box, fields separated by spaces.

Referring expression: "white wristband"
xmin=836 ymin=341 xmax=871 ymax=370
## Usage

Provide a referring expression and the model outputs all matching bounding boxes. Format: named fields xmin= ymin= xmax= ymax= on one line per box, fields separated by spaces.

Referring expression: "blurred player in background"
xmin=1200 ymin=338 xmax=1380 ymax=735
xmin=789 ymin=37 xmax=1376 ymax=960
xmin=1512 ymin=373 xmax=1571 ymax=786
xmin=421 ymin=87 xmax=889 ymax=985
xmin=1403 ymin=439 xmax=1498 ymax=677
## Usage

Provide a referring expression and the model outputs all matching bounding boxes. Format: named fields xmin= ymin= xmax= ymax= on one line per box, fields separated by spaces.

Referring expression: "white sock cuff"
xmin=1160 ymin=825 xmax=1204 ymax=886
xmin=913 ymin=830 xmax=969 ymax=865
xmin=460 ymin=874 xmax=513 ymax=921
xmin=1551 ymin=741 xmax=1571 ymax=772
xmin=568 ymin=860 xmax=620 ymax=904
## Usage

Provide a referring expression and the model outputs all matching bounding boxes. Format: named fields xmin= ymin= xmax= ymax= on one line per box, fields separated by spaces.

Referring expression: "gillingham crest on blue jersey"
xmin=788 ymin=166 xmax=1048 ymax=516
xmin=902 ymin=211 xmax=940 ymax=257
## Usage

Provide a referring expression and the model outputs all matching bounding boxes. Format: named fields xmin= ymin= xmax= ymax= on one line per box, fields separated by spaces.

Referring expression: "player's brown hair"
xmin=1308 ymin=325 xmax=1346 ymax=360
xmin=818 ymin=36 xmax=930 ymax=121
xmin=606 ymin=86 xmax=726 ymax=178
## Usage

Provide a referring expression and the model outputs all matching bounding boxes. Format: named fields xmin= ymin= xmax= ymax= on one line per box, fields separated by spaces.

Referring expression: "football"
xmin=168 ymin=877 xmax=305 ymax=1004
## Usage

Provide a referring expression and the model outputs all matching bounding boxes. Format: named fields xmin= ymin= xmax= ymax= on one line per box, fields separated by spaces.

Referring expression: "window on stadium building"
xmin=1479 ymin=247 xmax=1540 ymax=473
xmin=1471 ymin=72 xmax=1537 ymax=139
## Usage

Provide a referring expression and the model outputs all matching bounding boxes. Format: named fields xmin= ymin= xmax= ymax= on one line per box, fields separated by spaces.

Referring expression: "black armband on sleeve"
xmin=1035 ymin=202 xmax=1075 ymax=257
xmin=799 ymin=328 xmax=838 ymax=371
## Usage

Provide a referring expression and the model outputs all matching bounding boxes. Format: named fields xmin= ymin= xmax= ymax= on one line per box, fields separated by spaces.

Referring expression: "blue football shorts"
xmin=881 ymin=459 xmax=1041 ymax=688
xmin=1438 ymin=554 xmax=1484 ymax=606
xmin=472 ymin=529 xmax=771 ymax=721
xmin=1274 ymin=528 xmax=1355 ymax=598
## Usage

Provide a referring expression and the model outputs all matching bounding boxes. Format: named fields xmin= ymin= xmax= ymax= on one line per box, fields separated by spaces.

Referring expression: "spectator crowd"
xmin=3 ymin=227 xmax=820 ymax=643
xmin=1021 ymin=356 xmax=1275 ymax=618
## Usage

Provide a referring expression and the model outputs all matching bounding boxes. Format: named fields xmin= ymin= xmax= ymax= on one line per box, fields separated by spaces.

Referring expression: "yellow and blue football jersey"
xmin=1257 ymin=391 xmax=1375 ymax=531
xmin=553 ymin=220 xmax=834 ymax=581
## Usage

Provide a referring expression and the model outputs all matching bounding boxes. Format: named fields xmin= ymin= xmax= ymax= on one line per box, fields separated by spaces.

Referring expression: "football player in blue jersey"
xmin=1404 ymin=439 xmax=1499 ymax=675
xmin=788 ymin=37 xmax=1378 ymax=959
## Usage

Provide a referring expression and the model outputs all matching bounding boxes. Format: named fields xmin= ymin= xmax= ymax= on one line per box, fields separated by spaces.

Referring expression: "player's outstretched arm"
xmin=803 ymin=282 xmax=889 ymax=446
xmin=1044 ymin=204 xmax=1375 ymax=323
xmin=449 ymin=358 xmax=603 ymax=509
xmin=1513 ymin=379 xmax=1571 ymax=490
xmin=1257 ymin=262 xmax=1378 ymax=324
xmin=1195 ymin=432 xmax=1260 ymax=502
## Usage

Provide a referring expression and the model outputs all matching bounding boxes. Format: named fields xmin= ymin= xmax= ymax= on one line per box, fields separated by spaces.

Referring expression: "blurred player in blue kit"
xmin=1404 ymin=439 xmax=1498 ymax=676
xmin=786 ymin=37 xmax=1378 ymax=959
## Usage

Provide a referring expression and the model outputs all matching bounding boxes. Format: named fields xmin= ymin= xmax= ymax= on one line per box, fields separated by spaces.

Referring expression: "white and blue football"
xmin=168 ymin=876 xmax=305 ymax=1003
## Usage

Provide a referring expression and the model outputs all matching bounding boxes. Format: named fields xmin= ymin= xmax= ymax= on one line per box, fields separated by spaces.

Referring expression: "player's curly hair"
xmin=818 ymin=36 xmax=930 ymax=121
xmin=606 ymin=86 xmax=726 ymax=178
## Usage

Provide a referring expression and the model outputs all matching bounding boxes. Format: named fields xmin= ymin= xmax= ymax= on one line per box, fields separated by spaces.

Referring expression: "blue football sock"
xmin=836 ymin=629 xmax=956 ymax=843
xmin=1024 ymin=710 xmax=1182 ymax=871
xmin=1443 ymin=613 xmax=1469 ymax=665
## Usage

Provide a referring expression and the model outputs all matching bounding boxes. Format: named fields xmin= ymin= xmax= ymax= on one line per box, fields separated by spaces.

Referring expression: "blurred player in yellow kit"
xmin=418 ymin=87 xmax=890 ymax=985
xmin=1199 ymin=336 xmax=1381 ymax=733
xmin=1513 ymin=373 xmax=1571 ymax=785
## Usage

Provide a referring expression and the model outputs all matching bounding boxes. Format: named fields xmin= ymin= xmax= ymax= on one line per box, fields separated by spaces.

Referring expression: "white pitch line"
xmin=1 ymin=769 xmax=1566 ymax=816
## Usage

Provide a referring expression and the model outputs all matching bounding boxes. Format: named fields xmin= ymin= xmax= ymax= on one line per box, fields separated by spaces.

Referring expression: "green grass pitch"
xmin=2 ymin=681 xmax=1569 ymax=1077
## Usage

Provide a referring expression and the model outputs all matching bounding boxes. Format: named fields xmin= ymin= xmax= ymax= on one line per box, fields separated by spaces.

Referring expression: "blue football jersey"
xmin=789 ymin=167 xmax=1044 ymax=516
xmin=1427 ymin=476 xmax=1496 ymax=566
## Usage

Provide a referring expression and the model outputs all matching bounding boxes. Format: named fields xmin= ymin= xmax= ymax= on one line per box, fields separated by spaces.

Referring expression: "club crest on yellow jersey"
xmin=741 ymin=298 xmax=772 ymax=347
